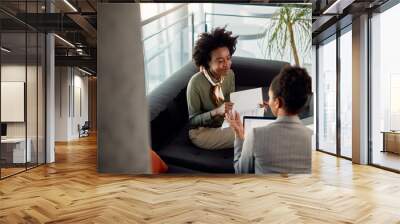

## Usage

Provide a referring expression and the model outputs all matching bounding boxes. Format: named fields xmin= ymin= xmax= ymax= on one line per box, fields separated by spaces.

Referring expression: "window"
xmin=141 ymin=4 xmax=191 ymax=93
xmin=339 ymin=28 xmax=352 ymax=158
xmin=140 ymin=3 xmax=183 ymax=21
xmin=371 ymin=3 xmax=400 ymax=171
xmin=142 ymin=3 xmax=312 ymax=94
xmin=207 ymin=4 xmax=312 ymax=69
xmin=317 ymin=36 xmax=337 ymax=154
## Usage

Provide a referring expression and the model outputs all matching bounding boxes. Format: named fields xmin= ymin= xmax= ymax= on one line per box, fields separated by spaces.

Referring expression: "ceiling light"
xmin=54 ymin=34 xmax=75 ymax=48
xmin=1 ymin=47 xmax=11 ymax=53
xmin=78 ymin=67 xmax=93 ymax=76
xmin=323 ymin=0 xmax=354 ymax=15
xmin=63 ymin=0 xmax=78 ymax=12
xmin=76 ymin=48 xmax=84 ymax=55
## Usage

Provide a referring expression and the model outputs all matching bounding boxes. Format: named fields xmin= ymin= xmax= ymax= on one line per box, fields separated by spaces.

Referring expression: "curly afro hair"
xmin=192 ymin=27 xmax=238 ymax=69
xmin=270 ymin=66 xmax=312 ymax=114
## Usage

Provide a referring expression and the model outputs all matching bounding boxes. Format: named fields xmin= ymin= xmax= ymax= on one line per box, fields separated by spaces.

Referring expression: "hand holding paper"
xmin=230 ymin=88 xmax=263 ymax=113
xmin=221 ymin=88 xmax=264 ymax=129
xmin=212 ymin=102 xmax=234 ymax=117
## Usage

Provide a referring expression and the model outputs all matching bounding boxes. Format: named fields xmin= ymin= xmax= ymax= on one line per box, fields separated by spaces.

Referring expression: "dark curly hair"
xmin=192 ymin=27 xmax=238 ymax=69
xmin=270 ymin=66 xmax=312 ymax=114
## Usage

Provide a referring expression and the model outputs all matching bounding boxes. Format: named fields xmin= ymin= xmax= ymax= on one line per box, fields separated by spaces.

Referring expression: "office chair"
xmin=79 ymin=121 xmax=90 ymax=138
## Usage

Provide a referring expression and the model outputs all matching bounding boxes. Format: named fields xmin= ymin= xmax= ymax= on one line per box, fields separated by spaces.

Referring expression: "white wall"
xmin=71 ymin=72 xmax=89 ymax=138
xmin=55 ymin=66 xmax=89 ymax=141
xmin=55 ymin=66 xmax=69 ymax=141
xmin=1 ymin=65 xmax=40 ymax=138
xmin=1 ymin=64 xmax=46 ymax=164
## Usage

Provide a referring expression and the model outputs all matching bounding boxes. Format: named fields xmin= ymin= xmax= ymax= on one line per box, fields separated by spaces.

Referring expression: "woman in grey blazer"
xmin=226 ymin=66 xmax=312 ymax=174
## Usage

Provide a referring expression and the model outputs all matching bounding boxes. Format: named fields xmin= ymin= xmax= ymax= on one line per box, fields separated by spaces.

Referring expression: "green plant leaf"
xmin=261 ymin=5 xmax=312 ymax=65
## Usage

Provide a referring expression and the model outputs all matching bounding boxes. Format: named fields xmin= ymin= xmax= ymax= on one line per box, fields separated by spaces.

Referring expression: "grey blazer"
xmin=234 ymin=116 xmax=312 ymax=174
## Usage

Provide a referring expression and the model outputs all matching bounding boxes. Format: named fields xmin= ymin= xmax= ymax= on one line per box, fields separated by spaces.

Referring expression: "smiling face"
xmin=208 ymin=47 xmax=232 ymax=77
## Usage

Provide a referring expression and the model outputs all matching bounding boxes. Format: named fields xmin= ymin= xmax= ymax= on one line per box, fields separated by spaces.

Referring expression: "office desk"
xmin=382 ymin=131 xmax=400 ymax=154
xmin=1 ymin=138 xmax=31 ymax=163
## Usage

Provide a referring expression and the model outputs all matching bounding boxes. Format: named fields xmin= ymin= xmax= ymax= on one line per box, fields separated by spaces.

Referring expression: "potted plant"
xmin=259 ymin=5 xmax=312 ymax=66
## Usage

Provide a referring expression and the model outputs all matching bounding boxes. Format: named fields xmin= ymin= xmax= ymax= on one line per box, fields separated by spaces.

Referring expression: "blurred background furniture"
xmin=382 ymin=131 xmax=400 ymax=154
xmin=1 ymin=138 xmax=32 ymax=166
xmin=79 ymin=121 xmax=90 ymax=138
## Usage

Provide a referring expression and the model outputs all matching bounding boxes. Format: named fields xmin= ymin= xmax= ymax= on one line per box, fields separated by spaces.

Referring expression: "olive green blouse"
xmin=186 ymin=69 xmax=235 ymax=129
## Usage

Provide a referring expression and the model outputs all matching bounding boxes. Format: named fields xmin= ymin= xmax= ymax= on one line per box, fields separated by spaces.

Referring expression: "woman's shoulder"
xmin=188 ymin=71 xmax=208 ymax=91
xmin=188 ymin=71 xmax=204 ymax=84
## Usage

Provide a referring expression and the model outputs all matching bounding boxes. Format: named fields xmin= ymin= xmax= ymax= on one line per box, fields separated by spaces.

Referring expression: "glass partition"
xmin=27 ymin=31 xmax=38 ymax=169
xmin=1 ymin=31 xmax=28 ymax=177
xmin=0 ymin=1 xmax=46 ymax=179
xmin=38 ymin=32 xmax=45 ymax=165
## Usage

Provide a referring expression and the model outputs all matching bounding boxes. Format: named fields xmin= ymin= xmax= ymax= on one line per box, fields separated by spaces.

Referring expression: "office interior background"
xmin=314 ymin=0 xmax=400 ymax=172
xmin=0 ymin=0 xmax=397 ymax=175
xmin=0 ymin=1 xmax=400 ymax=223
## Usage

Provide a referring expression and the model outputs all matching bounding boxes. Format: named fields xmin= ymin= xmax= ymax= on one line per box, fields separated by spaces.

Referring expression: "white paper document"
xmin=221 ymin=88 xmax=264 ymax=129
xmin=230 ymin=87 xmax=263 ymax=113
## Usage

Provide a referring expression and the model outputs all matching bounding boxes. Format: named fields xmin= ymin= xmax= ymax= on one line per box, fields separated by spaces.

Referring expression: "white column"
xmin=54 ymin=67 xmax=73 ymax=141
xmin=46 ymin=32 xmax=55 ymax=163
xmin=352 ymin=14 xmax=369 ymax=164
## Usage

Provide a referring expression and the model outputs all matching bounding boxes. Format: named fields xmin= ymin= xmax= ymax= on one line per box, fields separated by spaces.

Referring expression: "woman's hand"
xmin=212 ymin=102 xmax=234 ymax=117
xmin=225 ymin=110 xmax=245 ymax=140
xmin=224 ymin=102 xmax=234 ymax=114
xmin=259 ymin=101 xmax=269 ymax=109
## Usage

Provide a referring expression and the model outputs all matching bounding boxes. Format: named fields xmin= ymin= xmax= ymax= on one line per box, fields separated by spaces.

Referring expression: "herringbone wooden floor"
xmin=1 ymin=134 xmax=400 ymax=224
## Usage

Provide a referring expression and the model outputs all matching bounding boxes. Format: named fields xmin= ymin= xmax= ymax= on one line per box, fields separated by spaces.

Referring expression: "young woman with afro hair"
xmin=187 ymin=27 xmax=238 ymax=150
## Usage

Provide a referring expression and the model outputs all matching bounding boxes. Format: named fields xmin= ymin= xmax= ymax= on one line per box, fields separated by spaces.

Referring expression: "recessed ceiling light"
xmin=1 ymin=47 xmax=11 ymax=53
xmin=78 ymin=67 xmax=93 ymax=76
xmin=54 ymin=34 xmax=75 ymax=48
xmin=63 ymin=0 xmax=78 ymax=12
xmin=323 ymin=0 xmax=354 ymax=15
